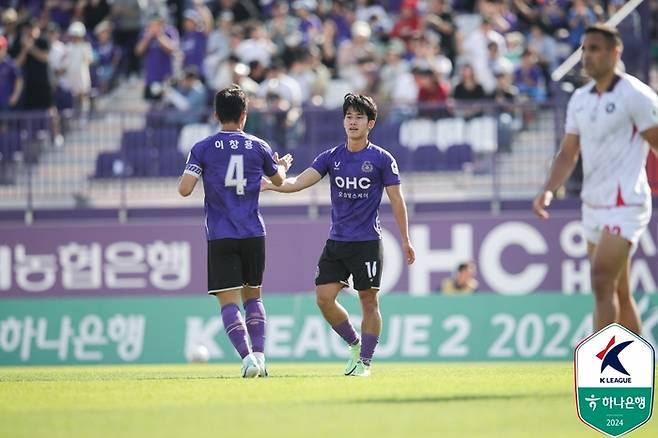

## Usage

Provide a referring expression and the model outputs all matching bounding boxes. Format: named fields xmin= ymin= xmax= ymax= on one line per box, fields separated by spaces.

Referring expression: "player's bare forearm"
xmin=178 ymin=174 xmax=197 ymax=197
xmin=532 ymin=134 xmax=579 ymax=219
xmin=386 ymin=184 xmax=416 ymax=264
xmin=264 ymin=168 xmax=321 ymax=193
xmin=542 ymin=134 xmax=580 ymax=193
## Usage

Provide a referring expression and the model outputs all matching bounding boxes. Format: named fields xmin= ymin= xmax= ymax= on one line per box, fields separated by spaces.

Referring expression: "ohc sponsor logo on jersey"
xmin=335 ymin=176 xmax=371 ymax=190
xmin=575 ymin=323 xmax=654 ymax=437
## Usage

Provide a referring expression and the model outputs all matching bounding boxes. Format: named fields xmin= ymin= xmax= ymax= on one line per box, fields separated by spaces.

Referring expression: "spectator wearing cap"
xmin=64 ymin=21 xmax=93 ymax=117
xmin=181 ymin=10 xmax=207 ymax=78
xmin=0 ymin=35 xmax=23 ymax=111
xmin=93 ymin=20 xmax=121 ymax=94
xmin=135 ymin=13 xmax=179 ymax=100
xmin=293 ymin=0 xmax=322 ymax=46
xmin=2 ymin=8 xmax=21 ymax=58
xmin=390 ymin=0 xmax=421 ymax=49
xmin=337 ymin=21 xmax=376 ymax=80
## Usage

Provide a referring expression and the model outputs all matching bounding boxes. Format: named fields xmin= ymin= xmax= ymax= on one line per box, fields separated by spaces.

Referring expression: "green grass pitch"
xmin=1 ymin=363 xmax=655 ymax=437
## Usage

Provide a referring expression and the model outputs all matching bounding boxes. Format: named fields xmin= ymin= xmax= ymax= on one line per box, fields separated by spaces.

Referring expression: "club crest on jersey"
xmin=605 ymin=103 xmax=616 ymax=113
xmin=333 ymin=161 xmax=341 ymax=170
xmin=361 ymin=161 xmax=373 ymax=173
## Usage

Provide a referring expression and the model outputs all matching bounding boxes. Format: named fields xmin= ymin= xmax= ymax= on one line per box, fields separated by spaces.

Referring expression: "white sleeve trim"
xmin=183 ymin=169 xmax=201 ymax=178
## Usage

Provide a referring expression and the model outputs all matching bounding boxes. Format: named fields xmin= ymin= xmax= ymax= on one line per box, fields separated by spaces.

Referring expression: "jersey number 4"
xmin=225 ymin=155 xmax=247 ymax=195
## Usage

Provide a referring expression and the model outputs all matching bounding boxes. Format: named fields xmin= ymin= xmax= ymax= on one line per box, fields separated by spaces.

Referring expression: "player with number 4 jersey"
xmin=262 ymin=94 xmax=416 ymax=376
xmin=178 ymin=85 xmax=292 ymax=378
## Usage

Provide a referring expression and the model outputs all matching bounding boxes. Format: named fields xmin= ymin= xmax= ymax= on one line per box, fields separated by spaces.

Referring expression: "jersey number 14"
xmin=225 ymin=155 xmax=247 ymax=195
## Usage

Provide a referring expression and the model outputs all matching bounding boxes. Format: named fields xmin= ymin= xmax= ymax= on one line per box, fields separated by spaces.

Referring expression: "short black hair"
xmin=584 ymin=24 xmax=622 ymax=48
xmin=214 ymin=85 xmax=247 ymax=123
xmin=343 ymin=93 xmax=377 ymax=121
xmin=457 ymin=262 xmax=474 ymax=272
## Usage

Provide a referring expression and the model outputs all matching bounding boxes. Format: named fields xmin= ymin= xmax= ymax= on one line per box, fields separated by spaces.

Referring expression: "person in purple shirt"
xmin=0 ymin=35 xmax=23 ymax=111
xmin=135 ymin=13 xmax=179 ymax=100
xmin=178 ymin=85 xmax=292 ymax=378
xmin=181 ymin=9 xmax=207 ymax=78
xmin=262 ymin=94 xmax=416 ymax=377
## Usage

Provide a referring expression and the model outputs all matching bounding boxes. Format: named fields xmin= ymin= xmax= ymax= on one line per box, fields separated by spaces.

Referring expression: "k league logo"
xmin=575 ymin=323 xmax=655 ymax=437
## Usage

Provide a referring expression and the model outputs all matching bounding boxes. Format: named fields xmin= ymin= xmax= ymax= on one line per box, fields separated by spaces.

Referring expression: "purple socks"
xmin=332 ymin=319 xmax=360 ymax=346
xmin=221 ymin=303 xmax=251 ymax=359
xmin=244 ymin=298 xmax=266 ymax=353
xmin=360 ymin=333 xmax=379 ymax=366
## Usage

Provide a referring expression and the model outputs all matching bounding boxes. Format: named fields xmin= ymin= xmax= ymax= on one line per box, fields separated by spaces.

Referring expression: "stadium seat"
xmin=120 ymin=130 xmax=149 ymax=151
xmin=121 ymin=143 xmax=159 ymax=177
xmin=0 ymin=131 xmax=22 ymax=163
xmin=149 ymin=126 xmax=180 ymax=150
xmin=411 ymin=144 xmax=444 ymax=171
xmin=369 ymin=119 xmax=402 ymax=150
xmin=466 ymin=116 xmax=498 ymax=152
xmin=158 ymin=149 xmax=186 ymax=177
xmin=445 ymin=143 xmax=474 ymax=171
xmin=177 ymin=124 xmax=212 ymax=155
xmin=399 ymin=119 xmax=435 ymax=150
xmin=436 ymin=118 xmax=466 ymax=151
xmin=94 ymin=152 xmax=125 ymax=178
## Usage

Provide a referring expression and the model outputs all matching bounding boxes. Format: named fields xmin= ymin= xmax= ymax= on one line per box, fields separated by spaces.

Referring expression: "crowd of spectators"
xmin=0 ymin=0 xmax=652 ymax=122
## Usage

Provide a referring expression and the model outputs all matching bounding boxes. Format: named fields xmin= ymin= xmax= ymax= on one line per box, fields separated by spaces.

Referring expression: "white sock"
xmin=253 ymin=352 xmax=265 ymax=363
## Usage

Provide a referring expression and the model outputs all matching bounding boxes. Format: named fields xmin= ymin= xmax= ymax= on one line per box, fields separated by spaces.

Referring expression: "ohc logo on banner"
xmin=575 ymin=323 xmax=655 ymax=437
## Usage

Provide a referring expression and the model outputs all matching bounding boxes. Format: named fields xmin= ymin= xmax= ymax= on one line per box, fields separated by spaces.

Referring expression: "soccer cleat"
xmin=241 ymin=353 xmax=260 ymax=378
xmin=349 ymin=360 xmax=371 ymax=377
xmin=254 ymin=352 xmax=268 ymax=377
xmin=344 ymin=342 xmax=361 ymax=376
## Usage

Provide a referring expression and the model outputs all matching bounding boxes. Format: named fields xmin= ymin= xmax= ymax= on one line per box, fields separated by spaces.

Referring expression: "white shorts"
xmin=581 ymin=203 xmax=651 ymax=248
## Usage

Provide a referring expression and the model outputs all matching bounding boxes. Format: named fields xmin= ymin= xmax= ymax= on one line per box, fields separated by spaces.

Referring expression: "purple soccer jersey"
xmin=182 ymin=31 xmax=207 ymax=73
xmin=141 ymin=26 xmax=179 ymax=85
xmin=311 ymin=143 xmax=400 ymax=241
xmin=184 ymin=131 xmax=279 ymax=240
xmin=0 ymin=57 xmax=21 ymax=109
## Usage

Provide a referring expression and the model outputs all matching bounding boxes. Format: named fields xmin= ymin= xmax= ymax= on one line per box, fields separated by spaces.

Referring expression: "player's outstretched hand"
xmin=274 ymin=152 xmax=293 ymax=171
xmin=403 ymin=241 xmax=416 ymax=265
xmin=532 ymin=190 xmax=553 ymax=219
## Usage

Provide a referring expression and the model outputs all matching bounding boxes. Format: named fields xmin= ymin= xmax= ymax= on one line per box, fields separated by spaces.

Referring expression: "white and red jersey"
xmin=565 ymin=73 xmax=658 ymax=208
